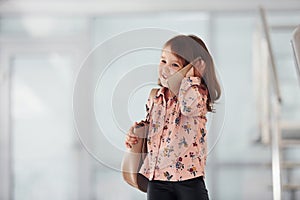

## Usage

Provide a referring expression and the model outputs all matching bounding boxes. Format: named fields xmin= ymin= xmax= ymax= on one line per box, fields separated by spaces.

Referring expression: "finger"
xmin=128 ymin=138 xmax=138 ymax=144
xmin=129 ymin=133 xmax=138 ymax=138
xmin=125 ymin=138 xmax=137 ymax=146
xmin=125 ymin=142 xmax=132 ymax=149
xmin=126 ymin=136 xmax=138 ymax=144
xmin=127 ymin=135 xmax=137 ymax=141
xmin=195 ymin=60 xmax=205 ymax=70
xmin=194 ymin=60 xmax=205 ymax=76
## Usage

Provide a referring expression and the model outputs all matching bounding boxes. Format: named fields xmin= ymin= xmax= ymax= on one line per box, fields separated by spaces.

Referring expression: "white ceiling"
xmin=0 ymin=0 xmax=300 ymax=16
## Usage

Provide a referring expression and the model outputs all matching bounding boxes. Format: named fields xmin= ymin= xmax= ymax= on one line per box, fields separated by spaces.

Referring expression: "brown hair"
xmin=158 ymin=34 xmax=221 ymax=113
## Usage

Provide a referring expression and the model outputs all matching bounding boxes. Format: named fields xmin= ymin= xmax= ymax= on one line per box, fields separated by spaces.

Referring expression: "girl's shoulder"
xmin=151 ymin=87 xmax=163 ymax=98
xmin=153 ymin=87 xmax=161 ymax=95
xmin=148 ymin=87 xmax=161 ymax=102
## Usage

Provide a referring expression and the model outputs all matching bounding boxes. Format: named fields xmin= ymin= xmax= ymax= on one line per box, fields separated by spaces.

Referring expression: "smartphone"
xmin=167 ymin=57 xmax=201 ymax=96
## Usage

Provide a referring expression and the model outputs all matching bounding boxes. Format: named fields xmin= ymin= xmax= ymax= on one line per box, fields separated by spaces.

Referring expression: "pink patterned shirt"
xmin=139 ymin=76 xmax=208 ymax=182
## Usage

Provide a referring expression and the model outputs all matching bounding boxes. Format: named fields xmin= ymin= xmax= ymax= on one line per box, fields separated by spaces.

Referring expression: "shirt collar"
xmin=155 ymin=87 xmax=177 ymax=101
xmin=156 ymin=87 xmax=166 ymax=98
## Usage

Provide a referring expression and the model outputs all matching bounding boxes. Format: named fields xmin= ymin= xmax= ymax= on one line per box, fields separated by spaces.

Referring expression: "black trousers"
xmin=147 ymin=176 xmax=209 ymax=200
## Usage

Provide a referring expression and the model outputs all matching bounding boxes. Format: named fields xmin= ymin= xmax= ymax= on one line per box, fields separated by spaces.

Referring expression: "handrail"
xmin=271 ymin=97 xmax=282 ymax=200
xmin=259 ymin=7 xmax=282 ymax=103
xmin=291 ymin=25 xmax=300 ymax=85
xmin=259 ymin=7 xmax=282 ymax=200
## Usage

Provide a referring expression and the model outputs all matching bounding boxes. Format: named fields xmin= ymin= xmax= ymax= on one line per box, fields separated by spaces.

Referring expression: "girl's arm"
xmin=178 ymin=76 xmax=208 ymax=117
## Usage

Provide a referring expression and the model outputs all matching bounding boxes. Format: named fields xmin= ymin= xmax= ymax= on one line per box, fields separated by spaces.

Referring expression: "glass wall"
xmin=0 ymin=16 xmax=89 ymax=200
xmin=11 ymin=54 xmax=78 ymax=200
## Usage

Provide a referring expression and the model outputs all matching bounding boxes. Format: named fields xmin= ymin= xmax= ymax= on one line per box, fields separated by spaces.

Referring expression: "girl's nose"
xmin=162 ymin=65 xmax=170 ymax=73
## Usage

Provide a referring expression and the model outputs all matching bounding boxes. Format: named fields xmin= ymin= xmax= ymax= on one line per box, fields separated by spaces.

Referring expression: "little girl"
xmin=125 ymin=34 xmax=221 ymax=200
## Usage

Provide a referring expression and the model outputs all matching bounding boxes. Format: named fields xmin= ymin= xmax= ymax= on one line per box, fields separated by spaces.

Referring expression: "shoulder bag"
xmin=121 ymin=88 xmax=158 ymax=193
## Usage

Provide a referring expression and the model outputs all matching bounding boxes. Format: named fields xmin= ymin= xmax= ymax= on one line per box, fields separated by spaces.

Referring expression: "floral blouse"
xmin=139 ymin=76 xmax=208 ymax=182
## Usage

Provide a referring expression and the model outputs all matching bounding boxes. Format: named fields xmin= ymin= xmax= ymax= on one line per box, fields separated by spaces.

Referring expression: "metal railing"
xmin=259 ymin=7 xmax=282 ymax=200
xmin=291 ymin=25 xmax=300 ymax=86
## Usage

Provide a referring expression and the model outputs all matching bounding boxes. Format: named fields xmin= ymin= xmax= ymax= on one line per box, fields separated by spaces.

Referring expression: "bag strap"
xmin=145 ymin=88 xmax=159 ymax=122
xmin=150 ymin=88 xmax=158 ymax=100
xmin=141 ymin=88 xmax=159 ymax=158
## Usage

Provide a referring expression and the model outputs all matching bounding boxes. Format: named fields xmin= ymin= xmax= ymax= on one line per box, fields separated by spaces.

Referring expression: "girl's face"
xmin=159 ymin=46 xmax=184 ymax=88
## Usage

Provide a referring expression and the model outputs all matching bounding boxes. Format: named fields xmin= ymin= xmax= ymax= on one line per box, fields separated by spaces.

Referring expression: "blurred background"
xmin=0 ymin=0 xmax=300 ymax=200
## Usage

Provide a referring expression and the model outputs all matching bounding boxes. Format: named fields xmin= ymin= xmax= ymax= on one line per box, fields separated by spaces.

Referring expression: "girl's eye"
xmin=172 ymin=63 xmax=180 ymax=67
xmin=160 ymin=60 xmax=166 ymax=64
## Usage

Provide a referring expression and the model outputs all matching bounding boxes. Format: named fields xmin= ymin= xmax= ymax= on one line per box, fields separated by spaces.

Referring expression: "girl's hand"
xmin=185 ymin=59 xmax=205 ymax=78
xmin=193 ymin=59 xmax=206 ymax=78
xmin=125 ymin=123 xmax=139 ymax=149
